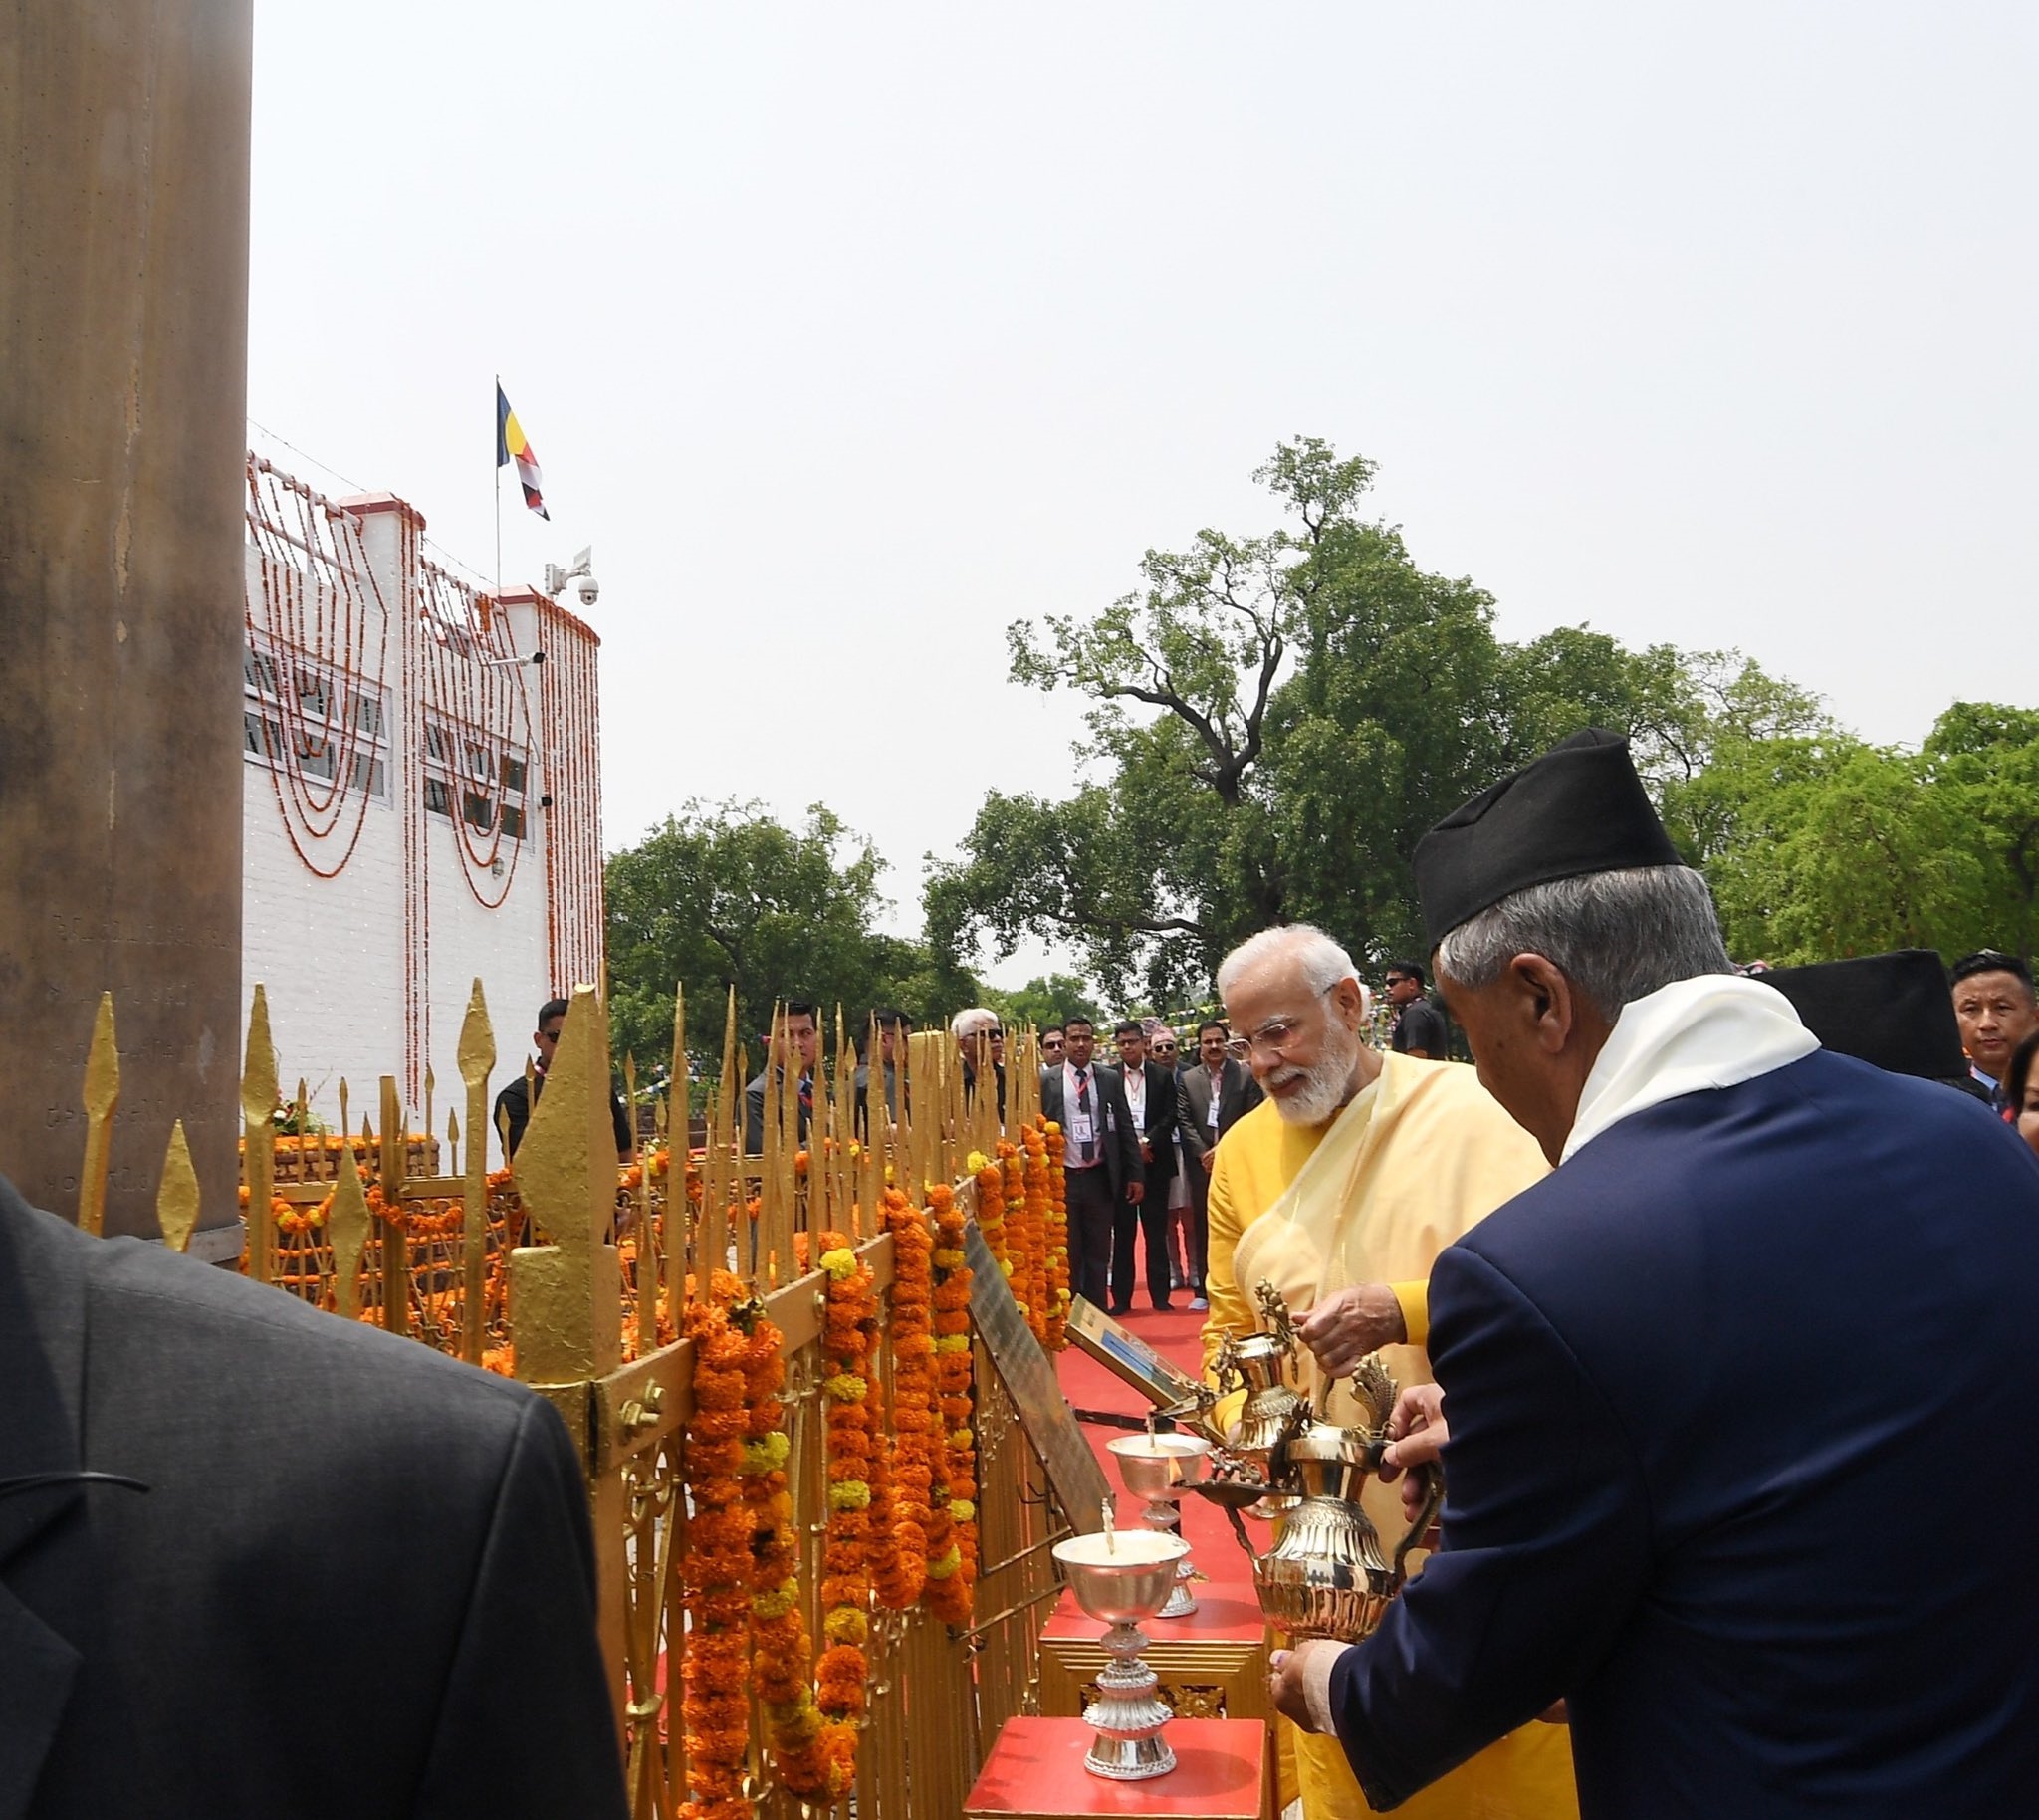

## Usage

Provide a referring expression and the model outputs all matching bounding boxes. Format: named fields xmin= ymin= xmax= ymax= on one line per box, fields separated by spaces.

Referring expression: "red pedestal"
xmin=965 ymin=1716 xmax=1271 ymax=1820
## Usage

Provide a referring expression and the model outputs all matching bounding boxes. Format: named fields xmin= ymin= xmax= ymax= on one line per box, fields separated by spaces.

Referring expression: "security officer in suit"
xmin=1103 ymin=1020 xmax=1181 ymax=1312
xmin=0 ymin=1173 xmax=629 ymax=1819
xmin=1039 ymin=1015 xmax=1143 ymax=1311
xmin=1176 ymin=1019 xmax=1264 ymax=1310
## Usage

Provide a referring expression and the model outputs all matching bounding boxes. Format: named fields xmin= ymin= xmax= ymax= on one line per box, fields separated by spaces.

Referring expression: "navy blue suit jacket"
xmin=1331 ymin=1049 xmax=2039 ymax=1817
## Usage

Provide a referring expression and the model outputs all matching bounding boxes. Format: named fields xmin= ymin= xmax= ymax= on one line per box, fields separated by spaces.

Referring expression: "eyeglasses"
xmin=1224 ymin=987 xmax=1336 ymax=1062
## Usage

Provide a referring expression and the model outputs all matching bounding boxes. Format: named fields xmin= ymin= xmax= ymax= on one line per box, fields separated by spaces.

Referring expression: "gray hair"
xmin=950 ymin=1007 xmax=1000 ymax=1042
xmin=1217 ymin=923 xmax=1360 ymax=1003
xmin=1434 ymin=866 xmax=1732 ymax=1020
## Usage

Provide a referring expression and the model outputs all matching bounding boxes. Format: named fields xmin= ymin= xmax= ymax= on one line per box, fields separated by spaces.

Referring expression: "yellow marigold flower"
xmin=934 ymin=1335 xmax=971 ymax=1353
xmin=966 ymin=1150 xmax=989 ymax=1174
xmin=825 ymin=1371 xmax=868 ymax=1403
xmin=926 ymin=1544 xmax=963 ymax=1580
xmin=950 ymin=1427 xmax=975 ymax=1448
xmin=824 ymin=1607 xmax=869 ymax=1644
xmin=949 ymin=1498 xmax=976 ymax=1523
xmin=739 ymin=1432 xmax=792 ymax=1476
xmin=820 ymin=1247 xmax=857 ymax=1279
xmin=752 ymin=1584 xmax=798 ymax=1619
xmin=827 ymin=1479 xmax=871 ymax=1510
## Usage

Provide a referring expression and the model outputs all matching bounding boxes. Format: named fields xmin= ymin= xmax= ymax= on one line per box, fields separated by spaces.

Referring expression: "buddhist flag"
xmin=496 ymin=383 xmax=549 ymax=520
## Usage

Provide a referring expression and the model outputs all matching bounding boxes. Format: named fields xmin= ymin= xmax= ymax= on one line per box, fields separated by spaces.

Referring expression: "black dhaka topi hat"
xmin=1413 ymin=728 xmax=1685 ymax=947
xmin=1756 ymin=950 xmax=1970 ymax=1084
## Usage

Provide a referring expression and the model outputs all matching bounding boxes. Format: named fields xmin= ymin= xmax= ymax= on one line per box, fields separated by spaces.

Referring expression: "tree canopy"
xmin=925 ymin=437 xmax=1832 ymax=1001
xmin=604 ymin=800 xmax=978 ymax=1091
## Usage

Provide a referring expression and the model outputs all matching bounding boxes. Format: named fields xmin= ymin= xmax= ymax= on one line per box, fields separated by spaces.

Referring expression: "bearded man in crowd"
xmin=1203 ymin=922 xmax=1576 ymax=1820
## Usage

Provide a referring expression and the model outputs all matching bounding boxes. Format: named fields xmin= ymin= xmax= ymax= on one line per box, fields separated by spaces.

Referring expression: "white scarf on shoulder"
xmin=1562 ymin=973 xmax=1819 ymax=1164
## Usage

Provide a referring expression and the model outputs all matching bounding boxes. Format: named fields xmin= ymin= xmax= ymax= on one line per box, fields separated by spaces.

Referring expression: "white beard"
xmin=1267 ymin=1024 xmax=1362 ymax=1127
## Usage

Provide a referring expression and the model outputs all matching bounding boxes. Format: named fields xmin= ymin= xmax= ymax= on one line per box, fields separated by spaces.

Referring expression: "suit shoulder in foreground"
xmin=1 ymin=1178 xmax=628 ymax=1820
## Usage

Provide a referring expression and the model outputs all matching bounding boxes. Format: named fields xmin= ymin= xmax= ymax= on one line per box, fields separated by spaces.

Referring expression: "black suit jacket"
xmin=1177 ymin=1058 xmax=1263 ymax=1165
xmin=494 ymin=1066 xmax=634 ymax=1159
xmin=742 ymin=1067 xmax=813 ymax=1156
xmin=1038 ymin=1063 xmax=1142 ymax=1198
xmin=0 ymin=1175 xmax=628 ymax=1820
xmin=1102 ymin=1060 xmax=1179 ymax=1183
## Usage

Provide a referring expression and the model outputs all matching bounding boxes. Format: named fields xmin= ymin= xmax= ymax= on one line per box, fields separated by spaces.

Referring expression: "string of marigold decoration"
xmin=678 ymin=1277 xmax=755 ymax=1820
xmin=925 ymin=1183 xmax=978 ymax=1624
xmin=733 ymin=1290 xmax=830 ymax=1799
xmin=970 ymin=1149 xmax=1011 ymax=1284
xmin=816 ymin=1231 xmax=877 ymax=1793
xmin=876 ymin=1186 xmax=934 ymax=1610
xmin=1039 ymin=1120 xmax=1070 ymax=1350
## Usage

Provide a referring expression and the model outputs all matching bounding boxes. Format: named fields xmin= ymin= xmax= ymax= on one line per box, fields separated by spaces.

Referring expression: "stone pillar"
xmin=0 ymin=0 xmax=255 ymax=1243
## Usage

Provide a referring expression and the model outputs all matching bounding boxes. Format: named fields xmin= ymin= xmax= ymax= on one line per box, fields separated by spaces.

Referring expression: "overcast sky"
xmin=249 ymin=4 xmax=2037 ymax=986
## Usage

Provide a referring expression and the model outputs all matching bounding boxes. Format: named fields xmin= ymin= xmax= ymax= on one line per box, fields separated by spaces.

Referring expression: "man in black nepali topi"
xmin=1273 ymin=728 xmax=2039 ymax=1819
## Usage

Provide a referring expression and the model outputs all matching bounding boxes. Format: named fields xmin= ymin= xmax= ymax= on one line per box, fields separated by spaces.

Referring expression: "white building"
xmin=240 ymin=455 xmax=604 ymax=1162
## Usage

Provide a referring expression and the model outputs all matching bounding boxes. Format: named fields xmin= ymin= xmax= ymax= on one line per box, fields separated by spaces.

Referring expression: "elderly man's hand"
xmin=1295 ymin=1282 xmax=1407 ymax=1379
xmin=1268 ymin=1640 xmax=1348 ymax=1734
xmin=1378 ymin=1383 xmax=1448 ymax=1525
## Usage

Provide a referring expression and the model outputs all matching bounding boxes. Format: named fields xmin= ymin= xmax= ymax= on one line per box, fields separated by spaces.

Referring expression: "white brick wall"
xmin=240 ymin=492 xmax=580 ymax=1171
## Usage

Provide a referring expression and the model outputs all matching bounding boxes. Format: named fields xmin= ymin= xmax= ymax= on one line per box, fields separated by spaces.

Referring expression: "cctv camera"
xmin=576 ymin=576 xmax=598 ymax=606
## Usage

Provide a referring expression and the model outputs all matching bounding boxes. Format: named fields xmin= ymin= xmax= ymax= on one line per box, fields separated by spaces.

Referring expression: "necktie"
xmin=1076 ymin=1068 xmax=1095 ymax=1163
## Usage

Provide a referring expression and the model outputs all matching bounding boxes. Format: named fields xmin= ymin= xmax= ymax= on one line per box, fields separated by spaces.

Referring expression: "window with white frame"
xmin=243 ymin=638 xmax=389 ymax=802
xmin=421 ymin=713 xmax=529 ymax=841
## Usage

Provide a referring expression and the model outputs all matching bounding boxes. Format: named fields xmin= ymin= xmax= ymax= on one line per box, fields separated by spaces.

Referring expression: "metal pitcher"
xmin=1248 ymin=1353 xmax=1443 ymax=1642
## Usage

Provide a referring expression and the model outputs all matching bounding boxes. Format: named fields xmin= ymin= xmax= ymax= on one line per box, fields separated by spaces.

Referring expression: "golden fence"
xmin=65 ymin=979 xmax=1074 ymax=1819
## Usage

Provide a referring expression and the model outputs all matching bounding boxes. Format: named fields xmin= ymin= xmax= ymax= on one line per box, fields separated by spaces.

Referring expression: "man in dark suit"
xmin=0 ymin=1173 xmax=628 ymax=1819
xmin=1273 ymin=731 xmax=2039 ymax=1817
xmin=1176 ymin=1019 xmax=1263 ymax=1312
xmin=1104 ymin=1020 xmax=1180 ymax=1313
xmin=743 ymin=999 xmax=818 ymax=1155
xmin=494 ymin=996 xmax=635 ymax=1162
xmin=1038 ymin=1015 xmax=1142 ymax=1310
xmin=852 ymin=1007 xmax=911 ymax=1139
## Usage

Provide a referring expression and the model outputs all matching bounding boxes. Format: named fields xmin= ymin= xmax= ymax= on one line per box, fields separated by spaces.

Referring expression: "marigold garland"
xmin=679 ymin=1275 xmax=755 ymax=1820
xmin=970 ymin=1150 xmax=1012 ymax=1282
xmin=815 ymin=1231 xmax=877 ymax=1794
xmin=877 ymin=1188 xmax=934 ymax=1610
xmin=1003 ymin=1140 xmax=1050 ymax=1345
xmin=925 ymin=1184 xmax=978 ymax=1625
xmin=733 ymin=1293 xmax=829 ymax=1800
xmin=1039 ymin=1120 xmax=1071 ymax=1350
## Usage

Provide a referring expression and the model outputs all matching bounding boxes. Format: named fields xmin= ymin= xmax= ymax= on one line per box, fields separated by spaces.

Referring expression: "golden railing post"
xmin=456 ymin=979 xmax=496 ymax=1366
xmin=508 ymin=983 xmax=626 ymax=1720
xmin=331 ymin=1138 xmax=369 ymax=1320
xmin=77 ymin=993 xmax=119 ymax=1239
xmin=665 ymin=982 xmax=688 ymax=1321
xmin=625 ymin=1051 xmax=657 ymax=1360
xmin=241 ymin=985 xmax=277 ymax=1281
xmin=156 ymin=1120 xmax=199 ymax=1254
xmin=379 ymin=1075 xmax=410 ymax=1336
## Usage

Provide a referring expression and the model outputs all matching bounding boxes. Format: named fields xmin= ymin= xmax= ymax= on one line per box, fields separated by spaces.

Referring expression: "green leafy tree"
xmin=1920 ymin=703 xmax=2039 ymax=962
xmin=980 ymin=973 xmax=1105 ymax=1033
xmin=928 ymin=435 xmax=1825 ymax=999
xmin=605 ymin=800 xmax=978 ymax=1093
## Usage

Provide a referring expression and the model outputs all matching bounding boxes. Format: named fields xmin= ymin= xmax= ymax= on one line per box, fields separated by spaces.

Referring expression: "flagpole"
xmin=493 ymin=373 xmax=503 ymax=597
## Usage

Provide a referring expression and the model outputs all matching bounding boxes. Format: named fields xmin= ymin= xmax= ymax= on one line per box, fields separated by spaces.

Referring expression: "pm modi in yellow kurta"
xmin=1202 ymin=924 xmax=1576 ymax=1820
